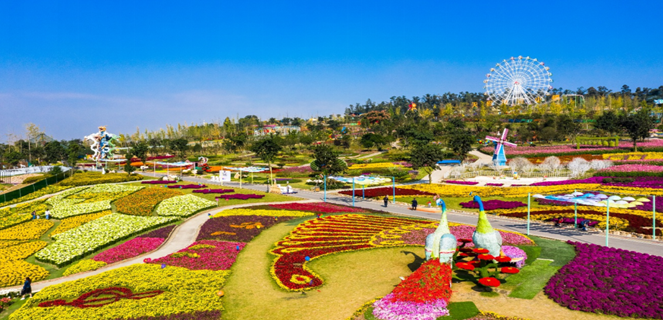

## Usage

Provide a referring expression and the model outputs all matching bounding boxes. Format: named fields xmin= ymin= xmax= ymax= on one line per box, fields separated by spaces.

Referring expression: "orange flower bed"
xmin=115 ymin=188 xmax=183 ymax=216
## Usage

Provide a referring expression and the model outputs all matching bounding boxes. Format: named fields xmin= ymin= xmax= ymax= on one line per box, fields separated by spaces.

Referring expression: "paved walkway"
xmin=144 ymin=172 xmax=663 ymax=257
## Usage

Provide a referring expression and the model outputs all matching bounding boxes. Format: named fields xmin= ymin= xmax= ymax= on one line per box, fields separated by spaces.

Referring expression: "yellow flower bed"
xmin=404 ymin=183 xmax=663 ymax=198
xmin=50 ymin=211 xmax=112 ymax=236
xmin=602 ymin=152 xmax=663 ymax=160
xmin=491 ymin=206 xmax=663 ymax=224
xmin=0 ymin=240 xmax=27 ymax=249
xmin=0 ymin=211 xmax=31 ymax=231
xmin=62 ymin=259 xmax=107 ymax=276
xmin=0 ymin=185 xmax=71 ymax=209
xmin=0 ymin=260 xmax=49 ymax=287
xmin=14 ymin=200 xmax=48 ymax=215
xmin=348 ymin=162 xmax=400 ymax=170
xmin=0 ymin=220 xmax=54 ymax=240
xmin=213 ymin=208 xmax=314 ymax=218
xmin=11 ymin=264 xmax=229 ymax=319
xmin=0 ymin=241 xmax=47 ymax=262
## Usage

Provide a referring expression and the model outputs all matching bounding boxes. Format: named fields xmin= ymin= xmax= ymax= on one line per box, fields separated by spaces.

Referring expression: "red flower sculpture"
xmin=500 ymin=267 xmax=520 ymax=274
xmin=478 ymin=254 xmax=495 ymax=261
xmin=472 ymin=248 xmax=489 ymax=254
xmin=494 ymin=256 xmax=512 ymax=263
xmin=456 ymin=262 xmax=475 ymax=271
xmin=478 ymin=277 xmax=501 ymax=287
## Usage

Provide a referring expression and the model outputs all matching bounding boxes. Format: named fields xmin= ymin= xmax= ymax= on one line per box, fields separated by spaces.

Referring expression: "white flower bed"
xmin=50 ymin=200 xmax=112 ymax=219
xmin=48 ymin=185 xmax=144 ymax=219
xmin=36 ymin=213 xmax=177 ymax=266
xmin=155 ymin=194 xmax=216 ymax=217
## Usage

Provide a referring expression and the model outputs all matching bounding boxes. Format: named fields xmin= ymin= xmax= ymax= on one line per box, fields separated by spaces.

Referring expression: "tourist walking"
xmin=383 ymin=195 xmax=389 ymax=207
xmin=31 ymin=211 xmax=36 ymax=220
xmin=45 ymin=209 xmax=50 ymax=220
xmin=411 ymin=198 xmax=418 ymax=210
xmin=20 ymin=277 xmax=31 ymax=300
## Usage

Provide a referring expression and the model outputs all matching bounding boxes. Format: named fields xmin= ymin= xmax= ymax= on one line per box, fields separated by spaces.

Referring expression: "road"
xmin=142 ymin=172 xmax=663 ymax=257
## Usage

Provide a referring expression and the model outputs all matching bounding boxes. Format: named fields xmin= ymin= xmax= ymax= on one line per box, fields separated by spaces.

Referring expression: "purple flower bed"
xmin=531 ymin=176 xmax=663 ymax=188
xmin=138 ymin=225 xmax=176 ymax=239
xmin=216 ymin=194 xmax=265 ymax=200
xmin=545 ymin=242 xmax=663 ymax=318
xmin=119 ymin=311 xmax=221 ymax=320
xmin=192 ymin=189 xmax=233 ymax=194
xmin=511 ymin=184 xmax=527 ymax=186
xmin=460 ymin=199 xmax=527 ymax=210
xmin=197 ymin=215 xmax=295 ymax=242
xmin=485 ymin=183 xmax=504 ymax=186
xmin=445 ymin=180 xmax=478 ymax=185
xmin=141 ymin=180 xmax=177 ymax=184
xmin=502 ymin=246 xmax=527 ymax=268
xmin=167 ymin=184 xmax=207 ymax=189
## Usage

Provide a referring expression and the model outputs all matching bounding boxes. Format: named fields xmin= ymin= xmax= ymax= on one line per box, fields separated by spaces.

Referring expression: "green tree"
xmin=410 ymin=143 xmax=443 ymax=184
xmin=192 ymin=143 xmax=203 ymax=153
xmin=124 ymin=151 xmax=136 ymax=174
xmin=132 ymin=142 xmax=150 ymax=165
xmin=595 ymin=111 xmax=620 ymax=135
xmin=311 ymin=144 xmax=347 ymax=176
xmin=447 ymin=130 xmax=474 ymax=161
xmin=620 ymin=109 xmax=655 ymax=152
xmin=250 ymin=135 xmax=282 ymax=184
xmin=44 ymin=141 xmax=66 ymax=163
xmin=169 ymin=138 xmax=189 ymax=160
xmin=66 ymin=141 xmax=82 ymax=167
xmin=4 ymin=150 xmax=24 ymax=166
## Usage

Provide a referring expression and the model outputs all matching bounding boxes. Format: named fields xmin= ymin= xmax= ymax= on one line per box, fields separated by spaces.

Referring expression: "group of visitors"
xmin=31 ymin=209 xmax=50 ymax=220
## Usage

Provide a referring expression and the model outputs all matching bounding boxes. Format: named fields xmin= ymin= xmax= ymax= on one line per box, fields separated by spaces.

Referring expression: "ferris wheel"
xmin=483 ymin=56 xmax=553 ymax=106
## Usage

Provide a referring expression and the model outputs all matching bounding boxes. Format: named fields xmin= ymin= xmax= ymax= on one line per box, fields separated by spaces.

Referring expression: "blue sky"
xmin=1 ymin=1 xmax=662 ymax=141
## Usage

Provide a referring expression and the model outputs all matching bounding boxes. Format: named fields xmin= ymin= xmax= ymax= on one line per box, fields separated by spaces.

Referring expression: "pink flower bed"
xmin=93 ymin=237 xmax=165 ymax=264
xmin=598 ymin=165 xmax=663 ymax=173
xmin=268 ymin=202 xmax=367 ymax=213
xmin=481 ymin=140 xmax=663 ymax=157
xmin=375 ymin=225 xmax=533 ymax=247
xmin=147 ymin=240 xmax=245 ymax=271
xmin=445 ymin=180 xmax=478 ymax=185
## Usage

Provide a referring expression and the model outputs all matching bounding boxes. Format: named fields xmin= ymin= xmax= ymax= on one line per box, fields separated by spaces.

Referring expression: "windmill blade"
xmin=501 ymin=128 xmax=509 ymax=140
xmin=503 ymin=142 xmax=517 ymax=148
xmin=485 ymin=136 xmax=500 ymax=142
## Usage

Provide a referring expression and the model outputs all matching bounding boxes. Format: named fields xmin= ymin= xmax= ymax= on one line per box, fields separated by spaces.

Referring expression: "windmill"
xmin=485 ymin=129 xmax=516 ymax=166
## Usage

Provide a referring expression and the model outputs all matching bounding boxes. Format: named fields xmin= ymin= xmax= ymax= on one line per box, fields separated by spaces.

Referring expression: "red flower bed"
xmin=39 ymin=287 xmax=163 ymax=309
xmin=197 ymin=215 xmax=295 ymax=242
xmin=167 ymin=184 xmax=207 ymax=189
xmin=389 ymin=259 xmax=452 ymax=304
xmin=268 ymin=202 xmax=367 ymax=213
xmin=338 ymin=187 xmax=435 ymax=198
xmin=148 ymin=240 xmax=244 ymax=271
xmin=270 ymin=214 xmax=429 ymax=291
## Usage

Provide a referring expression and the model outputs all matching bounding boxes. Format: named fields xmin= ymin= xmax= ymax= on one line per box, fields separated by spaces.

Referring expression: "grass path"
xmin=222 ymin=218 xmax=421 ymax=320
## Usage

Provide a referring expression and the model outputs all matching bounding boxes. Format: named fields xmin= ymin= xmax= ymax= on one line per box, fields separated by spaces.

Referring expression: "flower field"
xmin=545 ymin=242 xmax=663 ymax=318
xmin=63 ymin=259 xmax=107 ymax=276
xmin=9 ymin=264 xmax=229 ymax=319
xmin=213 ymin=208 xmax=314 ymax=218
xmin=0 ymin=210 xmax=31 ymax=230
xmin=268 ymin=202 xmax=367 ymax=213
xmin=492 ymin=206 xmax=661 ymax=236
xmin=93 ymin=237 xmax=165 ymax=264
xmin=338 ymin=186 xmax=435 ymax=198
xmin=51 ymin=211 xmax=112 ymax=236
xmin=0 ymin=220 xmax=54 ymax=240
xmin=197 ymin=215 xmax=294 ymax=242
xmin=0 ymin=241 xmax=47 ymax=262
xmin=115 ymin=187 xmax=183 ymax=216
xmin=36 ymin=214 xmax=178 ymax=266
xmin=348 ymin=162 xmax=402 ymax=170
xmin=147 ymin=240 xmax=244 ymax=271
xmin=0 ymin=260 xmax=49 ymax=287
xmin=404 ymin=182 xmax=663 ymax=197
xmin=155 ymin=194 xmax=217 ymax=217
xmin=446 ymin=180 xmax=479 ymax=185
xmin=0 ymin=185 xmax=71 ymax=209
xmin=459 ymin=200 xmax=526 ymax=210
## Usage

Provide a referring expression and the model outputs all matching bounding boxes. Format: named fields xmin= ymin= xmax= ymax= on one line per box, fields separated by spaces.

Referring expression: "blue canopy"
xmin=437 ymin=160 xmax=461 ymax=165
